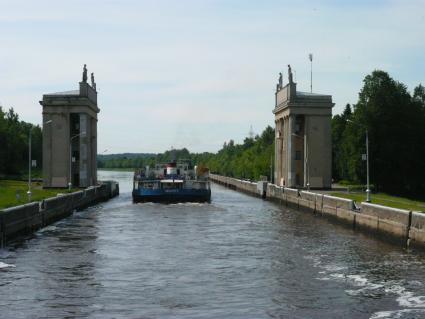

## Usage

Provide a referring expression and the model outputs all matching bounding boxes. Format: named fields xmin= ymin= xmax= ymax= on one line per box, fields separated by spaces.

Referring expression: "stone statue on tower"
xmin=288 ymin=64 xmax=293 ymax=84
xmin=91 ymin=72 xmax=96 ymax=90
xmin=278 ymin=72 xmax=283 ymax=89
xmin=82 ymin=64 xmax=88 ymax=83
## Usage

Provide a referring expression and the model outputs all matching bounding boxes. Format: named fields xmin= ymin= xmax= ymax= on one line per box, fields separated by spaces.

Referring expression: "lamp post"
xmin=292 ymin=133 xmax=309 ymax=190
xmin=270 ymin=153 xmax=273 ymax=184
xmin=347 ymin=119 xmax=370 ymax=202
xmin=27 ymin=120 xmax=52 ymax=202
xmin=69 ymin=131 xmax=86 ymax=191
xmin=365 ymin=128 xmax=370 ymax=202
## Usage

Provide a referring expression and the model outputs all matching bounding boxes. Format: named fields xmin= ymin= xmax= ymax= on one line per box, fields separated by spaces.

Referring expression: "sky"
xmin=0 ymin=0 xmax=424 ymax=154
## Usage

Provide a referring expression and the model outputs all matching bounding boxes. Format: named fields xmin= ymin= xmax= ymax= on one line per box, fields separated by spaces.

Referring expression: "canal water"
xmin=1 ymin=171 xmax=425 ymax=318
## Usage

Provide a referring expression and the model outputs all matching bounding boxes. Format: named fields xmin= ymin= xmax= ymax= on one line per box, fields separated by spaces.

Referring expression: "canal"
xmin=1 ymin=170 xmax=425 ymax=318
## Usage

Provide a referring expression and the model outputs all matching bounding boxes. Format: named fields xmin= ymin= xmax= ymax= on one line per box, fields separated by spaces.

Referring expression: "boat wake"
xmin=304 ymin=254 xmax=425 ymax=319
xmin=0 ymin=262 xmax=16 ymax=270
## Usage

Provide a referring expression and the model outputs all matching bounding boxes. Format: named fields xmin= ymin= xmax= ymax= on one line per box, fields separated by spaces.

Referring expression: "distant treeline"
xmin=97 ymin=127 xmax=275 ymax=181
xmin=97 ymin=153 xmax=156 ymax=169
xmin=200 ymin=127 xmax=274 ymax=180
xmin=0 ymin=108 xmax=42 ymax=177
xmin=98 ymin=149 xmax=208 ymax=169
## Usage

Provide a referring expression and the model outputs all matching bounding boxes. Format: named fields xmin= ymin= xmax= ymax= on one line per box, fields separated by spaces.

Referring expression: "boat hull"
xmin=132 ymin=188 xmax=211 ymax=203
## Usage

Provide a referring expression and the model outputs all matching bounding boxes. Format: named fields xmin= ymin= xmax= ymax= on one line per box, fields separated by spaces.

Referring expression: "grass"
xmin=98 ymin=168 xmax=135 ymax=172
xmin=0 ymin=180 xmax=77 ymax=209
xmin=331 ymin=191 xmax=425 ymax=212
xmin=337 ymin=180 xmax=364 ymax=187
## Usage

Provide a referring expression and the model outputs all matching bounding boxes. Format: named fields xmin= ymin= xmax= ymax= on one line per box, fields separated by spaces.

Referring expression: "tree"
xmin=198 ymin=126 xmax=275 ymax=180
xmin=332 ymin=70 xmax=425 ymax=196
xmin=332 ymin=104 xmax=352 ymax=180
xmin=0 ymin=107 xmax=43 ymax=177
xmin=413 ymin=84 xmax=425 ymax=106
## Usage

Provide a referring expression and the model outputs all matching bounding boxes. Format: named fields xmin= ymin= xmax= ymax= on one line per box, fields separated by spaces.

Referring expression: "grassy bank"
xmin=331 ymin=192 xmax=425 ymax=212
xmin=98 ymin=168 xmax=135 ymax=172
xmin=0 ymin=180 xmax=75 ymax=209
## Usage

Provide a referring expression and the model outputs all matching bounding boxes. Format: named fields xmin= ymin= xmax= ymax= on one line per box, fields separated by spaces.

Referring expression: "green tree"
xmin=332 ymin=104 xmax=352 ymax=180
xmin=333 ymin=71 xmax=425 ymax=196
xmin=201 ymin=126 xmax=275 ymax=181
xmin=413 ymin=84 xmax=425 ymax=106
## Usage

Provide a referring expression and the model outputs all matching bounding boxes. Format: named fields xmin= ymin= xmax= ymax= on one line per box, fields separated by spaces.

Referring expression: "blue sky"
xmin=0 ymin=0 xmax=424 ymax=153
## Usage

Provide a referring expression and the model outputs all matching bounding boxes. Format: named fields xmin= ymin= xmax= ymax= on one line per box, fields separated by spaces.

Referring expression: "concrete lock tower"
xmin=40 ymin=65 xmax=99 ymax=188
xmin=273 ymin=65 xmax=334 ymax=189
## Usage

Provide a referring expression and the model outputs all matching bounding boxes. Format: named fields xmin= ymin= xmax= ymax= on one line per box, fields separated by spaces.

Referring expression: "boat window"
xmin=140 ymin=182 xmax=159 ymax=189
xmin=162 ymin=183 xmax=182 ymax=189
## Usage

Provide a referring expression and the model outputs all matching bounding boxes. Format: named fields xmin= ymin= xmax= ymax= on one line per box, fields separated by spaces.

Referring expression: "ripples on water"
xmin=1 ymin=170 xmax=425 ymax=318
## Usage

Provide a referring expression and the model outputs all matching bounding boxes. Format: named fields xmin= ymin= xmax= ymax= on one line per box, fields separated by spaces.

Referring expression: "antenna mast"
xmin=248 ymin=125 xmax=255 ymax=139
xmin=309 ymin=53 xmax=313 ymax=93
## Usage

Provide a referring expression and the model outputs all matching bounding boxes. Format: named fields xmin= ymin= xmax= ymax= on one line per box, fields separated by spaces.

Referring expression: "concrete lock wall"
xmin=102 ymin=180 xmax=120 ymax=198
xmin=0 ymin=182 xmax=119 ymax=246
xmin=239 ymin=180 xmax=257 ymax=194
xmin=358 ymin=202 xmax=410 ymax=241
xmin=42 ymin=193 xmax=76 ymax=225
xmin=0 ymin=202 xmax=40 ymax=244
xmin=299 ymin=191 xmax=317 ymax=213
xmin=209 ymin=174 xmax=261 ymax=197
xmin=266 ymin=184 xmax=284 ymax=202
xmin=284 ymin=187 xmax=299 ymax=198
xmin=209 ymin=174 xmax=425 ymax=249
xmin=409 ymin=212 xmax=425 ymax=248
xmin=284 ymin=187 xmax=299 ymax=209
xmin=321 ymin=195 xmax=354 ymax=219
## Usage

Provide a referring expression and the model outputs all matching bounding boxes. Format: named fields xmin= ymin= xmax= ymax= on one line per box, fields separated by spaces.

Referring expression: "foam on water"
xmin=370 ymin=309 xmax=425 ymax=319
xmin=305 ymin=254 xmax=425 ymax=318
xmin=136 ymin=202 xmax=157 ymax=207
xmin=0 ymin=262 xmax=15 ymax=269
xmin=169 ymin=202 xmax=207 ymax=207
xmin=323 ymin=264 xmax=347 ymax=272
xmin=394 ymin=289 xmax=425 ymax=308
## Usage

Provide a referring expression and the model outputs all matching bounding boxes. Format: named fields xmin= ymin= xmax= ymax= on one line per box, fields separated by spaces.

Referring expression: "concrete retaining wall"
xmin=0 ymin=202 xmax=40 ymax=245
xmin=299 ymin=191 xmax=316 ymax=213
xmin=210 ymin=174 xmax=261 ymax=197
xmin=321 ymin=195 xmax=355 ymax=219
xmin=284 ymin=187 xmax=299 ymax=198
xmin=209 ymin=174 xmax=425 ymax=250
xmin=408 ymin=212 xmax=425 ymax=248
xmin=102 ymin=180 xmax=120 ymax=198
xmin=0 ymin=181 xmax=119 ymax=246
xmin=238 ymin=180 xmax=258 ymax=194
xmin=358 ymin=202 xmax=410 ymax=241
xmin=336 ymin=207 xmax=356 ymax=227
xmin=42 ymin=193 xmax=75 ymax=225
xmin=266 ymin=184 xmax=284 ymax=202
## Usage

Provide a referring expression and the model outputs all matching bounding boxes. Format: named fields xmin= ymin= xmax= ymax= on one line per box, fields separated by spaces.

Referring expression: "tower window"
xmin=295 ymin=151 xmax=301 ymax=160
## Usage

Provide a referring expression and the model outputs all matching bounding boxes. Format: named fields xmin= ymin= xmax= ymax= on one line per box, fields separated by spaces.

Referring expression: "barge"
xmin=132 ymin=161 xmax=211 ymax=203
